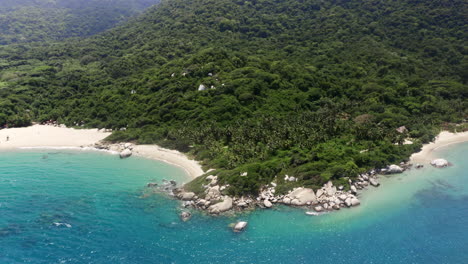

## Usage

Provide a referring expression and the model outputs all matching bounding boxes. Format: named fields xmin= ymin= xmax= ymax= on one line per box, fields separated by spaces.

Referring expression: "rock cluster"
xmin=172 ymin=163 xmax=415 ymax=217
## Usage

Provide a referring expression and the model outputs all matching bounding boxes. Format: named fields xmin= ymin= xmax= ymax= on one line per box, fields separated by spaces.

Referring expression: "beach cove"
xmin=0 ymin=126 xmax=467 ymax=263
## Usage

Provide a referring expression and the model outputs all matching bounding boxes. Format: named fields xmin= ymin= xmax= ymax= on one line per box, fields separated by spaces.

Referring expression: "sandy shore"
xmin=132 ymin=145 xmax=204 ymax=179
xmin=0 ymin=125 xmax=111 ymax=149
xmin=0 ymin=125 xmax=204 ymax=179
xmin=410 ymin=131 xmax=468 ymax=164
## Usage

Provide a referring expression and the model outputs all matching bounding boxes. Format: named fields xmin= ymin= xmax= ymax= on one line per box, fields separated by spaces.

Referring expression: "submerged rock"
xmin=431 ymin=159 xmax=449 ymax=168
xmin=180 ymin=211 xmax=192 ymax=222
xmin=233 ymin=221 xmax=248 ymax=232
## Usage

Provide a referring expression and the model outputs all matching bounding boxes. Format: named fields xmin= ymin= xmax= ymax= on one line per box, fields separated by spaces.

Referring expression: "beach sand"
xmin=0 ymin=125 xmax=204 ymax=179
xmin=132 ymin=145 xmax=204 ymax=179
xmin=0 ymin=125 xmax=111 ymax=149
xmin=410 ymin=131 xmax=468 ymax=164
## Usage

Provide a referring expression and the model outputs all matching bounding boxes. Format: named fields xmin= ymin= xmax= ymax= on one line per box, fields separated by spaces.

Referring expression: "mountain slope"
xmin=0 ymin=0 xmax=466 ymax=194
xmin=0 ymin=0 xmax=159 ymax=44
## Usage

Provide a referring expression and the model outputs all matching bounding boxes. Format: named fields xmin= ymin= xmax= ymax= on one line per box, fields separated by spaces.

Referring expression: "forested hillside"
xmin=0 ymin=0 xmax=159 ymax=44
xmin=0 ymin=0 xmax=466 ymax=195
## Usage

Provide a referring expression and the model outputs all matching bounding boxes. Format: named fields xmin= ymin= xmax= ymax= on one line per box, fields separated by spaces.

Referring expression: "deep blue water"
xmin=1 ymin=144 xmax=467 ymax=264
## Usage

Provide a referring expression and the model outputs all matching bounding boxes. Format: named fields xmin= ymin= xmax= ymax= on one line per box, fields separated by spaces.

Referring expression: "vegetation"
xmin=0 ymin=0 xmax=466 ymax=195
xmin=0 ymin=0 xmax=159 ymax=44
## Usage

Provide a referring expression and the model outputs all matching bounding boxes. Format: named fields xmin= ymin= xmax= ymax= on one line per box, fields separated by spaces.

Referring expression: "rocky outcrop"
xmin=431 ymin=159 xmax=449 ymax=168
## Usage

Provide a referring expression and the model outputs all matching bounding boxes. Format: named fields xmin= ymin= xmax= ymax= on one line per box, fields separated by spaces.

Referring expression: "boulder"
xmin=233 ymin=221 xmax=248 ymax=232
xmin=387 ymin=164 xmax=404 ymax=174
xmin=350 ymin=198 xmax=360 ymax=206
xmin=369 ymin=178 xmax=380 ymax=187
xmin=119 ymin=149 xmax=132 ymax=159
xmin=314 ymin=205 xmax=323 ymax=212
xmin=181 ymin=192 xmax=196 ymax=201
xmin=198 ymin=84 xmax=207 ymax=91
xmin=180 ymin=211 xmax=192 ymax=222
xmin=282 ymin=197 xmax=291 ymax=204
xmin=431 ymin=159 xmax=449 ymax=168
xmin=208 ymin=196 xmax=233 ymax=214
xmin=205 ymin=186 xmax=221 ymax=200
xmin=124 ymin=143 xmax=132 ymax=149
xmin=288 ymin=188 xmax=317 ymax=206
xmin=316 ymin=189 xmax=324 ymax=198
xmin=339 ymin=194 xmax=348 ymax=201
xmin=326 ymin=186 xmax=337 ymax=196
xmin=345 ymin=198 xmax=352 ymax=207
xmin=263 ymin=200 xmax=273 ymax=208
xmin=350 ymin=185 xmax=357 ymax=194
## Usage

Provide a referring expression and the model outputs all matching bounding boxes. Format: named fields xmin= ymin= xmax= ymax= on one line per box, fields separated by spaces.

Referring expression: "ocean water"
xmin=0 ymin=144 xmax=467 ymax=264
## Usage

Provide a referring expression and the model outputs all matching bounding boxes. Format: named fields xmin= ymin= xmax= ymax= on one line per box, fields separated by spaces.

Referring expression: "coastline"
xmin=0 ymin=125 xmax=204 ymax=179
xmin=410 ymin=131 xmax=468 ymax=164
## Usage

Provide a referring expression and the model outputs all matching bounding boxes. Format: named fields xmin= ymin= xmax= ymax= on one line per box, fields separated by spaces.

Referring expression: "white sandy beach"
xmin=0 ymin=125 xmax=111 ymax=149
xmin=410 ymin=131 xmax=468 ymax=164
xmin=0 ymin=125 xmax=204 ymax=179
xmin=132 ymin=145 xmax=204 ymax=179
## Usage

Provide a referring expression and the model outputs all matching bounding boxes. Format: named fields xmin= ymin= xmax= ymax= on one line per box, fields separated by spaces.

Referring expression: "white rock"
xmin=369 ymin=178 xmax=380 ymax=187
xmin=233 ymin=221 xmax=248 ymax=232
xmin=181 ymin=192 xmax=196 ymax=201
xmin=198 ymin=84 xmax=207 ymax=91
xmin=345 ymin=198 xmax=352 ymax=207
xmin=288 ymin=188 xmax=317 ymax=206
xmin=282 ymin=197 xmax=291 ymax=204
xmin=350 ymin=198 xmax=360 ymax=206
xmin=206 ymin=175 xmax=215 ymax=181
xmin=314 ymin=205 xmax=323 ymax=212
xmin=119 ymin=149 xmax=132 ymax=159
xmin=124 ymin=143 xmax=132 ymax=149
xmin=263 ymin=200 xmax=273 ymax=208
xmin=339 ymin=194 xmax=348 ymax=201
xmin=431 ymin=159 xmax=449 ymax=168
xmin=350 ymin=185 xmax=357 ymax=194
xmin=240 ymin=172 xmax=248 ymax=177
xmin=326 ymin=186 xmax=337 ymax=196
xmin=316 ymin=189 xmax=324 ymax=198
xmin=387 ymin=164 xmax=404 ymax=174
xmin=208 ymin=196 xmax=233 ymax=214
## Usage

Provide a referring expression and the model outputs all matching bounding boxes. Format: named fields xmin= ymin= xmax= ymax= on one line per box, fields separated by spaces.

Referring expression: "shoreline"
xmin=410 ymin=131 xmax=468 ymax=164
xmin=0 ymin=125 xmax=204 ymax=179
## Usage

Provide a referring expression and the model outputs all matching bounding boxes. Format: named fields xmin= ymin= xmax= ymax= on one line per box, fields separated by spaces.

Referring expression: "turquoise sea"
xmin=1 ymin=143 xmax=467 ymax=264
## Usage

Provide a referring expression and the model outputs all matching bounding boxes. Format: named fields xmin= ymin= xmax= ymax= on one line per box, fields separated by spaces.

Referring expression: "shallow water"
xmin=0 ymin=144 xmax=467 ymax=264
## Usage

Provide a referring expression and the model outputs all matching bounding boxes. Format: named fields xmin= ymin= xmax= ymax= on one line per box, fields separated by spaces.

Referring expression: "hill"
xmin=0 ymin=0 xmax=159 ymax=44
xmin=0 ymin=0 xmax=466 ymax=195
